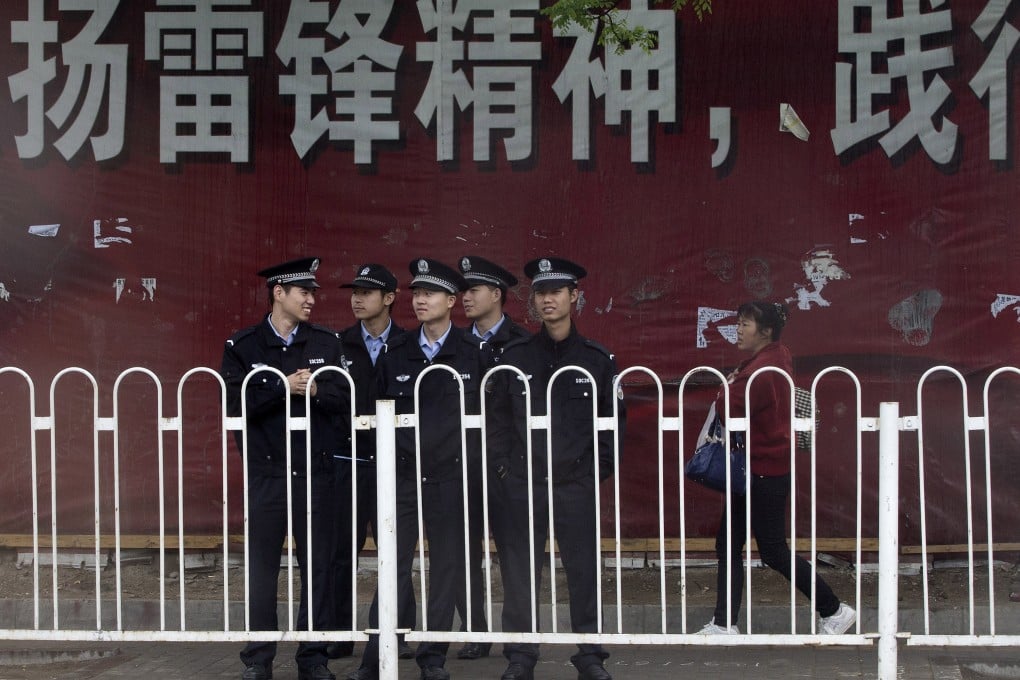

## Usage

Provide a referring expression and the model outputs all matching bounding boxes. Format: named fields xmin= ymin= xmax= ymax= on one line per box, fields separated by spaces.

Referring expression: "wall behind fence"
xmin=1 ymin=1 xmax=1020 ymax=537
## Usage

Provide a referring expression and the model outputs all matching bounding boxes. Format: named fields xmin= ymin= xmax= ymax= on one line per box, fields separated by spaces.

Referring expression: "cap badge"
xmin=417 ymin=259 xmax=429 ymax=274
xmin=461 ymin=257 xmax=471 ymax=272
xmin=360 ymin=266 xmax=370 ymax=276
xmin=538 ymin=259 xmax=552 ymax=273
xmin=310 ymin=259 xmax=320 ymax=273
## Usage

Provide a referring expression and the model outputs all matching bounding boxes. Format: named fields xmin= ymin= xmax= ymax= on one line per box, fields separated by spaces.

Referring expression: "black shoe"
xmin=501 ymin=662 xmax=533 ymax=680
xmin=346 ymin=667 xmax=377 ymax=680
xmin=298 ymin=664 xmax=335 ymax=680
xmin=241 ymin=664 xmax=272 ymax=680
xmin=455 ymin=642 xmax=491 ymax=660
xmin=398 ymin=639 xmax=415 ymax=659
xmin=326 ymin=642 xmax=354 ymax=659
xmin=420 ymin=666 xmax=450 ymax=680
xmin=577 ymin=664 xmax=612 ymax=680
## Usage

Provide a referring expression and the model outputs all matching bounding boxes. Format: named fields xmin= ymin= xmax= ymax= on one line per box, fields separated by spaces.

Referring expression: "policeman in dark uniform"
xmin=459 ymin=255 xmax=530 ymax=353
xmin=454 ymin=255 xmax=530 ymax=661
xmin=220 ymin=257 xmax=345 ymax=680
xmin=328 ymin=264 xmax=414 ymax=660
xmin=487 ymin=258 xmax=625 ymax=680
xmin=349 ymin=258 xmax=491 ymax=680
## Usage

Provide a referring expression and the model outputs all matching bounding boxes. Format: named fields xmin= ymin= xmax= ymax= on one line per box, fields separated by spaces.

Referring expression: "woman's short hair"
xmin=737 ymin=301 xmax=789 ymax=341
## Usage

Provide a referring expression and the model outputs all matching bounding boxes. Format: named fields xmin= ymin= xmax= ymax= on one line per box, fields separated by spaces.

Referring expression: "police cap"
xmin=408 ymin=258 xmax=467 ymax=294
xmin=340 ymin=263 xmax=398 ymax=292
xmin=257 ymin=257 xmax=321 ymax=289
xmin=459 ymin=255 xmax=519 ymax=290
xmin=523 ymin=257 xmax=587 ymax=292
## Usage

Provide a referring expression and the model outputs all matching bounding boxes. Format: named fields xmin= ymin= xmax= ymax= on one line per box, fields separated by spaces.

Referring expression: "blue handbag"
xmin=684 ymin=404 xmax=747 ymax=495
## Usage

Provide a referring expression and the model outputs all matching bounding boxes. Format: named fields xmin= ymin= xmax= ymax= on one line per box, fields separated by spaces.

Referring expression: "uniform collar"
xmin=362 ymin=319 xmax=393 ymax=343
xmin=472 ymin=314 xmax=506 ymax=342
xmin=264 ymin=314 xmax=302 ymax=347
xmin=537 ymin=321 xmax=578 ymax=352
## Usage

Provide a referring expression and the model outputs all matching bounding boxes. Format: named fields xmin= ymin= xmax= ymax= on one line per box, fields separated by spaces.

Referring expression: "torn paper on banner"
xmin=789 ymin=247 xmax=851 ymax=310
xmin=28 ymin=224 xmax=60 ymax=237
xmin=889 ymin=289 xmax=943 ymax=346
xmin=94 ymin=218 xmax=134 ymax=248
xmin=991 ymin=294 xmax=1020 ymax=321
xmin=779 ymin=103 xmax=810 ymax=141
xmin=697 ymin=307 xmax=738 ymax=348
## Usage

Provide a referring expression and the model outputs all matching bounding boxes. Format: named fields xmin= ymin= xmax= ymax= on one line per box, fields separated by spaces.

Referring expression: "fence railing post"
xmin=877 ymin=401 xmax=900 ymax=680
xmin=375 ymin=400 xmax=398 ymax=680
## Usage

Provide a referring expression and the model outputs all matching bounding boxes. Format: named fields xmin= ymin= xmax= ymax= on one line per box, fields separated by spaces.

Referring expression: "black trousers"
xmin=713 ymin=473 xmax=841 ymax=626
xmin=490 ymin=473 xmax=608 ymax=672
xmin=359 ymin=475 xmax=469 ymax=670
xmin=240 ymin=471 xmax=335 ymax=670
xmin=329 ymin=462 xmax=416 ymax=637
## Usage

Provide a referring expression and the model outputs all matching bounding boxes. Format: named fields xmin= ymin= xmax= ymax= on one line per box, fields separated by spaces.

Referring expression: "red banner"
xmin=1 ymin=1 xmax=1019 ymax=546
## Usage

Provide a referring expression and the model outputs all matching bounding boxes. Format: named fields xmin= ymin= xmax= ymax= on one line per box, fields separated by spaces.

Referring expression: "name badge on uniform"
xmin=308 ymin=358 xmax=325 ymax=365
xmin=251 ymin=362 xmax=267 ymax=369
xmin=460 ymin=373 xmax=472 ymax=381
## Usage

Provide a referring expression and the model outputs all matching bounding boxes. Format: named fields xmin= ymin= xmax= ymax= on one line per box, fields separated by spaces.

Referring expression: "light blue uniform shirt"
xmin=267 ymin=315 xmax=298 ymax=346
xmin=419 ymin=323 xmax=452 ymax=361
xmin=362 ymin=319 xmax=393 ymax=366
xmin=472 ymin=314 xmax=506 ymax=342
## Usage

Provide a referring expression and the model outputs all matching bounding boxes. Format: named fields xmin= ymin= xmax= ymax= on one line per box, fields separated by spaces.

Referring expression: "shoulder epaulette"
xmin=340 ymin=324 xmax=361 ymax=344
xmin=307 ymin=322 xmax=341 ymax=338
xmin=460 ymin=331 xmax=483 ymax=348
xmin=509 ymin=322 xmax=531 ymax=340
xmin=501 ymin=335 xmax=532 ymax=354
xmin=583 ymin=337 xmax=615 ymax=361
xmin=386 ymin=331 xmax=410 ymax=350
xmin=224 ymin=325 xmax=257 ymax=347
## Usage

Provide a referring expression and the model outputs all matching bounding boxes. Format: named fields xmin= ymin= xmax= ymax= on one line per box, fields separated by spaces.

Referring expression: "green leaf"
xmin=543 ymin=0 xmax=713 ymax=54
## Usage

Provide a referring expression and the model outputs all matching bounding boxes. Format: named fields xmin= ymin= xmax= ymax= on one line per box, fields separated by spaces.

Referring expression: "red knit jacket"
xmin=714 ymin=342 xmax=793 ymax=477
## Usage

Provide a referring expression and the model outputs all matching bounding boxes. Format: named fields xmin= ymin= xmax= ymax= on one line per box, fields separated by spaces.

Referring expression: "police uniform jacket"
xmin=488 ymin=323 xmax=624 ymax=483
xmin=336 ymin=321 xmax=404 ymax=464
xmin=484 ymin=314 xmax=531 ymax=360
xmin=221 ymin=315 xmax=348 ymax=477
xmin=377 ymin=324 xmax=490 ymax=481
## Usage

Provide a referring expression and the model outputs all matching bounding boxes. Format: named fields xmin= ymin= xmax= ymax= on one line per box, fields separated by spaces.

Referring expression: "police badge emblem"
xmin=539 ymin=259 xmax=552 ymax=272
xmin=360 ymin=266 xmax=370 ymax=276
xmin=461 ymin=257 xmax=471 ymax=272
xmin=418 ymin=259 xmax=429 ymax=273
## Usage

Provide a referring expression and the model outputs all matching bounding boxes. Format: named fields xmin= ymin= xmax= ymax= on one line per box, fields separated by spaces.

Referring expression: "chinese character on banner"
xmin=416 ymin=0 xmax=542 ymax=162
xmin=277 ymin=0 xmax=402 ymax=163
xmin=970 ymin=0 xmax=1020 ymax=161
xmin=9 ymin=0 xmax=127 ymax=161
xmin=144 ymin=0 xmax=263 ymax=163
xmin=831 ymin=0 xmax=958 ymax=165
xmin=553 ymin=0 xmax=677 ymax=164
xmin=551 ymin=23 xmax=606 ymax=161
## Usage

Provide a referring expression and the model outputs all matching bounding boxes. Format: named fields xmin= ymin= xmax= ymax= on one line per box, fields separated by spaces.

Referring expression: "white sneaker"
xmin=697 ymin=618 xmax=739 ymax=634
xmin=819 ymin=603 xmax=856 ymax=634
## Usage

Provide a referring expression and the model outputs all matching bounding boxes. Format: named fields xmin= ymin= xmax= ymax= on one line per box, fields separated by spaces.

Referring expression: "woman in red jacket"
xmin=698 ymin=301 xmax=856 ymax=635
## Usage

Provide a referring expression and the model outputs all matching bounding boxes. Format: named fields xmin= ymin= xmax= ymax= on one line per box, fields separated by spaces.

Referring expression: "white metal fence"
xmin=0 ymin=364 xmax=1018 ymax=680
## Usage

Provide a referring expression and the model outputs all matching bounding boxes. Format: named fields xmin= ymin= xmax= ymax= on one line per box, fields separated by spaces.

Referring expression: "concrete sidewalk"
xmin=2 ymin=640 xmax=1020 ymax=680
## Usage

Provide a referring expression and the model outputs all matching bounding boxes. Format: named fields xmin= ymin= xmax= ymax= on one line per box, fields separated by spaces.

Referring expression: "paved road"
xmin=1 ymin=640 xmax=1020 ymax=680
